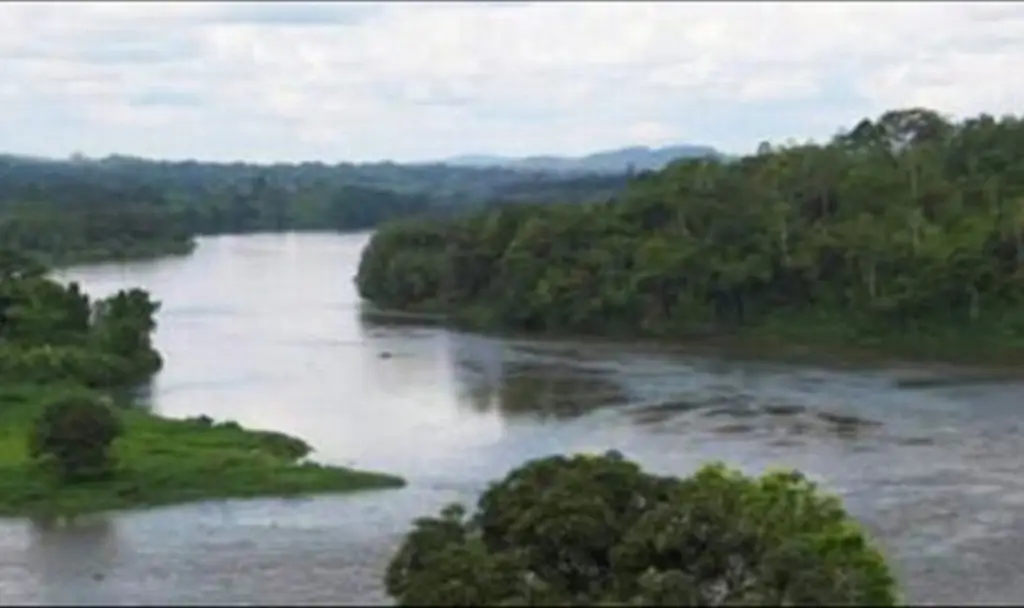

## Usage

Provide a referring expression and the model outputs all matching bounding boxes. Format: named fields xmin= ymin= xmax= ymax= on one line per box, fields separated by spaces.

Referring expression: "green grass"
xmin=0 ymin=385 xmax=406 ymax=518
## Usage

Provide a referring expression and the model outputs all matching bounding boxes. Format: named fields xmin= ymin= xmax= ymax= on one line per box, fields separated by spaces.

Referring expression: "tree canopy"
xmin=0 ymin=154 xmax=628 ymax=264
xmin=0 ymin=247 xmax=163 ymax=486
xmin=29 ymin=393 xmax=123 ymax=481
xmin=357 ymin=108 xmax=1024 ymax=351
xmin=385 ymin=451 xmax=898 ymax=605
xmin=0 ymin=250 xmax=163 ymax=388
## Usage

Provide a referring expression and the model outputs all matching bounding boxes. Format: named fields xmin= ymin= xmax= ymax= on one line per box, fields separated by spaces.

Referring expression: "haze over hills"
xmin=2 ymin=142 xmax=722 ymax=177
xmin=441 ymin=144 xmax=722 ymax=174
xmin=0 ymin=148 xmax=634 ymax=251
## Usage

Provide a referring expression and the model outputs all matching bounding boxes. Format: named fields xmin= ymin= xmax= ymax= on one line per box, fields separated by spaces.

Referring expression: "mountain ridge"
xmin=441 ymin=144 xmax=721 ymax=174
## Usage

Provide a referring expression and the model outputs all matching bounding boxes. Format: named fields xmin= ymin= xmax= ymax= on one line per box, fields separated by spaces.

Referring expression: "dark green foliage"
xmin=0 ymin=250 xmax=163 ymax=387
xmin=0 ymin=248 xmax=161 ymax=483
xmin=0 ymin=247 xmax=45 ymax=284
xmin=357 ymin=108 xmax=1024 ymax=353
xmin=28 ymin=394 xmax=123 ymax=481
xmin=385 ymin=452 xmax=898 ymax=606
xmin=0 ymin=154 xmax=628 ymax=264
xmin=0 ymin=189 xmax=196 ymax=265
xmin=0 ymin=231 xmax=406 ymax=513
xmin=90 ymin=287 xmax=163 ymax=380
xmin=0 ymin=345 xmax=139 ymax=388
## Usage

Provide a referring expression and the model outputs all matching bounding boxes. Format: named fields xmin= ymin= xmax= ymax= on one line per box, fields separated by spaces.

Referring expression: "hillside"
xmin=0 ymin=152 xmax=631 ymax=263
xmin=442 ymin=144 xmax=720 ymax=174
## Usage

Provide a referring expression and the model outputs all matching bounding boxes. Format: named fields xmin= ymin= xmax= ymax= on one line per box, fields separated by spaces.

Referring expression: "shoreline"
xmin=46 ymin=240 xmax=198 ymax=269
xmin=0 ymin=385 xmax=406 ymax=519
xmin=0 ymin=243 xmax=406 ymax=520
xmin=360 ymin=304 xmax=1024 ymax=376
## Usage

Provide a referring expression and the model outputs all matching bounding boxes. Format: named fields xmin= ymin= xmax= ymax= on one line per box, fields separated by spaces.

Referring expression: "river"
xmin=1 ymin=232 xmax=1023 ymax=605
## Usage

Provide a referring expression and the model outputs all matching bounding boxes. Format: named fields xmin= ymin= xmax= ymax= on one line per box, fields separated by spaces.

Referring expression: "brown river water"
xmin=1 ymin=232 xmax=1023 ymax=605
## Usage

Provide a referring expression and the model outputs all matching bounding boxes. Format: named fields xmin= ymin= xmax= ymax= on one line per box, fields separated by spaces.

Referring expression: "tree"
xmin=90 ymin=288 xmax=163 ymax=379
xmin=0 ymin=152 xmax=629 ymax=265
xmin=0 ymin=247 xmax=45 ymax=285
xmin=385 ymin=452 xmax=898 ymax=606
xmin=28 ymin=394 xmax=123 ymax=481
xmin=357 ymin=107 xmax=1024 ymax=351
xmin=0 ymin=257 xmax=164 ymax=389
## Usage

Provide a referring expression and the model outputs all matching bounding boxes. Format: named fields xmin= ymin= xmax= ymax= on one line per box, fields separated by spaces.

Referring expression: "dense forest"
xmin=0 ymin=180 xmax=195 ymax=266
xmin=0 ymin=154 xmax=628 ymax=264
xmin=357 ymin=108 xmax=1024 ymax=355
xmin=0 ymin=248 xmax=162 ymax=388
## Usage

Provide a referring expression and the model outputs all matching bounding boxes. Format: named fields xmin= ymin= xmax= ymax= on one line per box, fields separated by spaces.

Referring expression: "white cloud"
xmin=0 ymin=1 xmax=1022 ymax=162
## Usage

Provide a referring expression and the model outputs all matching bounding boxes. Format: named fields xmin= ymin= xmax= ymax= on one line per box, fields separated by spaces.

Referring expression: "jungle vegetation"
xmin=386 ymin=451 xmax=898 ymax=605
xmin=0 ymin=248 xmax=403 ymax=517
xmin=0 ymin=154 xmax=628 ymax=264
xmin=356 ymin=108 xmax=1024 ymax=358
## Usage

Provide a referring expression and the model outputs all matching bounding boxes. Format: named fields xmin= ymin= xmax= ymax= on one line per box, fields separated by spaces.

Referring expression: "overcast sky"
xmin=1 ymin=1 xmax=1020 ymax=163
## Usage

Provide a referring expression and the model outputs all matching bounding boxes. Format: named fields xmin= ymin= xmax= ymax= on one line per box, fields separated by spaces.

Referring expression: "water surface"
xmin=2 ymin=232 xmax=1023 ymax=604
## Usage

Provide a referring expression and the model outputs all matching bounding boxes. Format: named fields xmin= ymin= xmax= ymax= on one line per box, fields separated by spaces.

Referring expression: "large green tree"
xmin=0 ymin=250 xmax=164 ymax=387
xmin=385 ymin=452 xmax=898 ymax=605
xmin=29 ymin=394 xmax=123 ymax=482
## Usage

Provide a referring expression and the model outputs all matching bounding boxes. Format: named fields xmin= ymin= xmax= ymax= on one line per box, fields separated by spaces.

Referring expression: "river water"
xmin=1 ymin=232 xmax=1023 ymax=605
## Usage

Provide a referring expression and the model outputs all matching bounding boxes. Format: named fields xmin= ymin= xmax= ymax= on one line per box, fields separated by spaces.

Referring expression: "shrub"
xmin=0 ymin=344 xmax=134 ymax=388
xmin=385 ymin=451 xmax=898 ymax=606
xmin=29 ymin=394 xmax=123 ymax=481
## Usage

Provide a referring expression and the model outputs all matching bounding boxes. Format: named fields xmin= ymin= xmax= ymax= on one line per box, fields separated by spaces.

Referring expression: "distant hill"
xmin=442 ymin=144 xmax=721 ymax=174
xmin=0 ymin=151 xmax=633 ymax=241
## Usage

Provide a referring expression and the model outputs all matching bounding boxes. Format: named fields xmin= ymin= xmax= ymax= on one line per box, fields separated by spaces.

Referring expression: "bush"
xmin=0 ymin=344 xmax=135 ymax=388
xmin=29 ymin=394 xmax=123 ymax=481
xmin=385 ymin=451 xmax=898 ymax=606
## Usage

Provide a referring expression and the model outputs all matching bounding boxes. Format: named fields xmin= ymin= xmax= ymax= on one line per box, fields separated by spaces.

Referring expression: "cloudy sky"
xmin=1 ymin=1 xmax=1021 ymax=163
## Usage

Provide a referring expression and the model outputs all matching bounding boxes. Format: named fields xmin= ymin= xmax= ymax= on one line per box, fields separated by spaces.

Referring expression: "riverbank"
xmin=41 ymin=238 xmax=197 ymax=268
xmin=0 ymin=385 xmax=405 ymax=518
xmin=362 ymin=303 xmax=1024 ymax=374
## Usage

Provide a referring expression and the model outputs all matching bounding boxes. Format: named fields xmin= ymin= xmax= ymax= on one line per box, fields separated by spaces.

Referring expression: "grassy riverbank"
xmin=0 ymin=385 xmax=405 ymax=518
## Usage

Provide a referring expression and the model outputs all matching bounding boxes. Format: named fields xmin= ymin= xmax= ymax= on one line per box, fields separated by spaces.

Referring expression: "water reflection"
xmin=359 ymin=314 xmax=633 ymax=423
xmin=464 ymin=359 xmax=627 ymax=421
xmin=25 ymin=515 xmax=120 ymax=605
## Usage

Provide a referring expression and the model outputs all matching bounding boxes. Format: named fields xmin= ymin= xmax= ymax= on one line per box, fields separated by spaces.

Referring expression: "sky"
xmin=0 ymin=1 xmax=1021 ymax=164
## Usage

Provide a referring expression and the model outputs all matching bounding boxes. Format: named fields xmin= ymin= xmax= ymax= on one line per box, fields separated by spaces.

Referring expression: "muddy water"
xmin=1 ymin=232 xmax=1023 ymax=605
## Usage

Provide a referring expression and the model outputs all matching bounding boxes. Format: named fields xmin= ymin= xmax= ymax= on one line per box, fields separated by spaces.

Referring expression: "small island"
xmin=0 ymin=249 xmax=404 ymax=518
